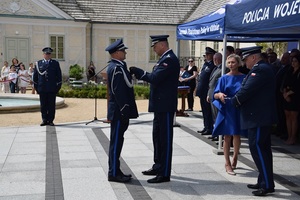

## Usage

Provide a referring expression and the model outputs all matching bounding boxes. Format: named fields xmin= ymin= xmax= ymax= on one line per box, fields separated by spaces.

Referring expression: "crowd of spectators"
xmin=1 ymin=58 xmax=34 ymax=94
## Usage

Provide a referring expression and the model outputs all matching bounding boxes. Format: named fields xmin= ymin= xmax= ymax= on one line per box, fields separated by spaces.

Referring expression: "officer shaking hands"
xmin=106 ymin=39 xmax=138 ymax=183
xmin=232 ymin=46 xmax=277 ymax=196
xmin=33 ymin=47 xmax=62 ymax=126
xmin=130 ymin=35 xmax=180 ymax=183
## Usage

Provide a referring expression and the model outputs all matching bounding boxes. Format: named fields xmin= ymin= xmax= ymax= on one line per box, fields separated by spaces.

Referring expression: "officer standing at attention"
xmin=196 ymin=47 xmax=216 ymax=135
xmin=33 ymin=47 xmax=62 ymax=126
xmin=232 ymin=46 xmax=276 ymax=196
xmin=130 ymin=35 xmax=180 ymax=183
xmin=105 ymin=39 xmax=138 ymax=183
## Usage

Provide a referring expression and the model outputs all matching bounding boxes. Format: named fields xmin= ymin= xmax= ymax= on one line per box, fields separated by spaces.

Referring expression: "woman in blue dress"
xmin=212 ymin=54 xmax=247 ymax=175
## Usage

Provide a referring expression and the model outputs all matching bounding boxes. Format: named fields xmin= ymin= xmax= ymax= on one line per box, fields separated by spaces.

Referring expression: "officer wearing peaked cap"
xmin=105 ymin=38 xmax=128 ymax=54
xmin=205 ymin=47 xmax=217 ymax=54
xmin=105 ymin=39 xmax=138 ymax=183
xmin=196 ymin=46 xmax=216 ymax=135
xmin=130 ymin=35 xmax=180 ymax=183
xmin=232 ymin=46 xmax=276 ymax=196
xmin=240 ymin=46 xmax=264 ymax=61
xmin=150 ymin=35 xmax=169 ymax=47
xmin=33 ymin=47 xmax=62 ymax=126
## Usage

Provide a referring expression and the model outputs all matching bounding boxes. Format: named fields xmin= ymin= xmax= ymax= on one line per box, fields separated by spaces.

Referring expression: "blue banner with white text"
xmin=225 ymin=0 xmax=300 ymax=38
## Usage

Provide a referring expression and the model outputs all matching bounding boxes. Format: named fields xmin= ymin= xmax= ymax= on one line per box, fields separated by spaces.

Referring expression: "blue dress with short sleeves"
xmin=212 ymin=74 xmax=247 ymax=137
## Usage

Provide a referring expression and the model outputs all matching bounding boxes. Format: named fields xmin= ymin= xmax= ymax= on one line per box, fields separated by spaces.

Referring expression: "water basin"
xmin=0 ymin=94 xmax=65 ymax=113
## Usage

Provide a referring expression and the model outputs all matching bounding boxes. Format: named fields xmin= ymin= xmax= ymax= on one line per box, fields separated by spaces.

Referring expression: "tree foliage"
xmin=69 ymin=64 xmax=84 ymax=80
xmin=255 ymin=42 xmax=288 ymax=57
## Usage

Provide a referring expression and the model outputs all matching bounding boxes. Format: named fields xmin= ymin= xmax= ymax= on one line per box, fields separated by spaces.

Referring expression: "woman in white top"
xmin=18 ymin=63 xmax=29 ymax=94
xmin=28 ymin=63 xmax=36 ymax=94
xmin=1 ymin=61 xmax=10 ymax=93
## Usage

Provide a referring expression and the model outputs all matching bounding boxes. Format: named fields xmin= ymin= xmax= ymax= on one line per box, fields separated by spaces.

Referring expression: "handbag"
xmin=181 ymin=71 xmax=191 ymax=79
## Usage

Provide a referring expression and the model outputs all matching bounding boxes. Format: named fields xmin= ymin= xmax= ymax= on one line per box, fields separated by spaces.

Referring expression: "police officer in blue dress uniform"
xmin=196 ymin=47 xmax=216 ymax=135
xmin=105 ymin=39 xmax=138 ymax=183
xmin=130 ymin=35 xmax=180 ymax=183
xmin=33 ymin=47 xmax=62 ymax=126
xmin=232 ymin=46 xmax=276 ymax=196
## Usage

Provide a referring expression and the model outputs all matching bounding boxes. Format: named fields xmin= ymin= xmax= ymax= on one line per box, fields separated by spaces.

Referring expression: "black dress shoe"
xmin=247 ymin=183 xmax=259 ymax=189
xmin=142 ymin=168 xmax=158 ymax=176
xmin=48 ymin=122 xmax=55 ymax=126
xmin=197 ymin=129 xmax=206 ymax=133
xmin=108 ymin=175 xmax=131 ymax=183
xmin=201 ymin=130 xmax=212 ymax=135
xmin=40 ymin=121 xmax=48 ymax=126
xmin=147 ymin=176 xmax=170 ymax=183
xmin=252 ymin=188 xmax=275 ymax=196
xmin=211 ymin=137 xmax=218 ymax=141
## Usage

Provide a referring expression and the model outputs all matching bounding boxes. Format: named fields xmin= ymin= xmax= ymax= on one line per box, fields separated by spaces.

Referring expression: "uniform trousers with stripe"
xmin=39 ymin=92 xmax=56 ymax=123
xmin=248 ymin=126 xmax=275 ymax=190
xmin=199 ymin=94 xmax=213 ymax=132
xmin=152 ymin=112 xmax=174 ymax=177
xmin=108 ymin=116 xmax=129 ymax=177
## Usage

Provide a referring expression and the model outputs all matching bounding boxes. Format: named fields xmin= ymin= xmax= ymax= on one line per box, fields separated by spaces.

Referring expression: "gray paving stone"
xmin=5 ymin=154 xmax=45 ymax=163
xmin=0 ymin=194 xmax=45 ymax=200
xmin=59 ymin=152 xmax=98 ymax=160
xmin=60 ymin=159 xmax=100 ymax=168
xmin=0 ymin=171 xmax=45 ymax=182
xmin=2 ymin=160 xmax=45 ymax=172
xmin=0 ymin=181 xmax=45 ymax=196
xmin=0 ymin=112 xmax=299 ymax=200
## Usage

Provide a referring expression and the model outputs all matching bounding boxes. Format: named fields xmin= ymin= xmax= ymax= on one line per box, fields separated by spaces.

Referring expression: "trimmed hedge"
xmin=57 ymin=83 xmax=150 ymax=99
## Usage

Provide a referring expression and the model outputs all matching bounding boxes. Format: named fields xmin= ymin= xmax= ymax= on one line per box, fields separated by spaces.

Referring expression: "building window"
xmin=149 ymin=39 xmax=159 ymax=62
xmin=50 ymin=35 xmax=64 ymax=60
xmin=191 ymin=40 xmax=196 ymax=57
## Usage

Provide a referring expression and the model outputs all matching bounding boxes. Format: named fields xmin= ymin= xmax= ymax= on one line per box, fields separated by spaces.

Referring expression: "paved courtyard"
xmin=0 ymin=111 xmax=299 ymax=200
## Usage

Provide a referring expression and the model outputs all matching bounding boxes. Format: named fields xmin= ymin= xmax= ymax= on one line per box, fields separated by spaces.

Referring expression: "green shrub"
xmin=134 ymin=85 xmax=150 ymax=99
xmin=57 ymin=83 xmax=150 ymax=99
xmin=69 ymin=64 xmax=84 ymax=80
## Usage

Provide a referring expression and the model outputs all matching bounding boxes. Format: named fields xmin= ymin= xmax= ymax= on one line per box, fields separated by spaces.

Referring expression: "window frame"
xmin=191 ymin=40 xmax=196 ymax=57
xmin=50 ymin=35 xmax=65 ymax=60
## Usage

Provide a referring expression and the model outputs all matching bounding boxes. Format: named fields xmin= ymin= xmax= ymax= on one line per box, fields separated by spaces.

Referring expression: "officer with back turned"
xmin=232 ymin=46 xmax=276 ymax=197
xmin=130 ymin=35 xmax=180 ymax=183
xmin=33 ymin=47 xmax=62 ymax=126
xmin=105 ymin=39 xmax=138 ymax=183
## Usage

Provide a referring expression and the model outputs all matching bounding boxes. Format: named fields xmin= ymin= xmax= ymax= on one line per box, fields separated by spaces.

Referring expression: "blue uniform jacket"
xmin=107 ymin=59 xmax=138 ymax=120
xmin=133 ymin=49 xmax=180 ymax=112
xmin=33 ymin=59 xmax=62 ymax=94
xmin=232 ymin=60 xmax=277 ymax=129
xmin=196 ymin=60 xmax=216 ymax=97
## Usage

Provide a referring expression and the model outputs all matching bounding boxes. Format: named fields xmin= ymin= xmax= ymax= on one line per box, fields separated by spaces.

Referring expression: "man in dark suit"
xmin=105 ymin=39 xmax=138 ymax=183
xmin=232 ymin=46 xmax=277 ymax=196
xmin=33 ymin=47 xmax=62 ymax=126
xmin=196 ymin=47 xmax=216 ymax=135
xmin=207 ymin=52 xmax=223 ymax=122
xmin=130 ymin=35 xmax=180 ymax=183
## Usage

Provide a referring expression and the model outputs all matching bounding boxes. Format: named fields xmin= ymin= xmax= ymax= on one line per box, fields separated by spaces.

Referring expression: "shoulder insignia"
xmin=251 ymin=73 xmax=256 ymax=76
xmin=162 ymin=63 xmax=168 ymax=67
xmin=166 ymin=54 xmax=171 ymax=58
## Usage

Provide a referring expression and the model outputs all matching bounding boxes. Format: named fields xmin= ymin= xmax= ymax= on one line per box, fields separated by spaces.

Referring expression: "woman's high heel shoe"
xmin=225 ymin=164 xmax=236 ymax=176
